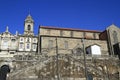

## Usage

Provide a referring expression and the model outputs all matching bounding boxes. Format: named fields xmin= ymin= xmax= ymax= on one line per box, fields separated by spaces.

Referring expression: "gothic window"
xmin=27 ymin=25 xmax=31 ymax=31
xmin=64 ymin=41 xmax=68 ymax=49
xmin=113 ymin=31 xmax=118 ymax=43
xmin=76 ymin=48 xmax=82 ymax=55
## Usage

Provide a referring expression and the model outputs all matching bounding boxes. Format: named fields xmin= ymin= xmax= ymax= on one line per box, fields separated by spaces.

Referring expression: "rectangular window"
xmin=33 ymin=44 xmax=36 ymax=49
xmin=48 ymin=40 xmax=53 ymax=49
xmin=34 ymin=39 xmax=36 ymax=42
xmin=33 ymin=38 xmax=37 ymax=43
xmin=27 ymin=38 xmax=30 ymax=42
xmin=10 ymin=52 xmax=14 ymax=54
xmin=20 ymin=38 xmax=23 ymax=41
xmin=27 ymin=44 xmax=30 ymax=49
xmin=3 ymin=40 xmax=8 ymax=49
xmin=20 ymin=38 xmax=24 ymax=42
xmin=20 ymin=43 xmax=23 ymax=49
xmin=64 ymin=41 xmax=68 ymax=49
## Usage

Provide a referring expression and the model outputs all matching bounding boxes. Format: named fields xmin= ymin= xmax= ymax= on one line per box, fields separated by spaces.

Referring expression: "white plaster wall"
xmin=91 ymin=45 xmax=101 ymax=55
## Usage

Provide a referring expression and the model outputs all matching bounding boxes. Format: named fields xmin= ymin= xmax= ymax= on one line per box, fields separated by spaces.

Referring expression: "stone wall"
xmin=40 ymin=36 xmax=108 ymax=56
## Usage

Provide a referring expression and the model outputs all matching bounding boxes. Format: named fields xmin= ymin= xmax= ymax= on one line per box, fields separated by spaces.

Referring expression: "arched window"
xmin=113 ymin=31 xmax=118 ymax=43
xmin=75 ymin=47 xmax=82 ymax=56
xmin=86 ymin=45 xmax=101 ymax=55
xmin=27 ymin=25 xmax=31 ymax=31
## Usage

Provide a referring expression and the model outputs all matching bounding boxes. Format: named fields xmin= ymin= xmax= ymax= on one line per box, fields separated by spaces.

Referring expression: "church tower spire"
xmin=24 ymin=14 xmax=34 ymax=36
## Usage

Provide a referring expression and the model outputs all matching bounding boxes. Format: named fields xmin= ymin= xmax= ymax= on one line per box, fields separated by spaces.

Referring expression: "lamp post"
xmin=81 ymin=38 xmax=88 ymax=80
xmin=55 ymin=37 xmax=60 ymax=80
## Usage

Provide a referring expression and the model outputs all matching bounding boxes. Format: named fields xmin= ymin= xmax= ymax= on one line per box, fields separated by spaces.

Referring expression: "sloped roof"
xmin=40 ymin=26 xmax=102 ymax=33
xmin=107 ymin=24 xmax=120 ymax=30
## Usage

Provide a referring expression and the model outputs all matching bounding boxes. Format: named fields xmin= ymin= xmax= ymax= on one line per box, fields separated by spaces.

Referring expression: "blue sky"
xmin=0 ymin=0 xmax=120 ymax=35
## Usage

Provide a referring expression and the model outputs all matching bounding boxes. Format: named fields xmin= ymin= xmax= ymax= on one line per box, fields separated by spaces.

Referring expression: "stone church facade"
xmin=38 ymin=24 xmax=120 ymax=58
xmin=36 ymin=24 xmax=120 ymax=80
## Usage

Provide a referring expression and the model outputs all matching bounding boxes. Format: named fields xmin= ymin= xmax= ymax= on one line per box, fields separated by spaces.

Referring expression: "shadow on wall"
xmin=0 ymin=65 xmax=10 ymax=80
xmin=113 ymin=43 xmax=120 ymax=59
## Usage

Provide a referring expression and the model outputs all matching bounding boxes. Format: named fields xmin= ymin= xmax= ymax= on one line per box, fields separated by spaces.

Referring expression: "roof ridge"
xmin=40 ymin=26 xmax=102 ymax=33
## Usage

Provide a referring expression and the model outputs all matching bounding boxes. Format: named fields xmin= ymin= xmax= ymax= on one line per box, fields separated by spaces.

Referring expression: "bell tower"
xmin=24 ymin=14 xmax=34 ymax=35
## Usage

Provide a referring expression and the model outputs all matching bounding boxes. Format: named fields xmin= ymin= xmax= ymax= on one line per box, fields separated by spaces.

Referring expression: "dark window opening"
xmin=27 ymin=25 xmax=31 ymax=31
xmin=27 ymin=38 xmax=30 ymax=42
xmin=10 ymin=52 xmax=14 ymax=54
xmin=11 ymin=39 xmax=16 ymax=42
xmin=113 ymin=43 xmax=120 ymax=59
xmin=0 ymin=65 xmax=10 ymax=80
xmin=113 ymin=31 xmax=118 ymax=44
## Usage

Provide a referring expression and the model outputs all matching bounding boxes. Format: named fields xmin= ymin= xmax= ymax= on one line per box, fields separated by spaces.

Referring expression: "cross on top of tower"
xmin=5 ymin=26 xmax=9 ymax=32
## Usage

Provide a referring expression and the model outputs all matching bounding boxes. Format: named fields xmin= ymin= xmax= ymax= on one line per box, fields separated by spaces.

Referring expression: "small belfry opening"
xmin=27 ymin=25 xmax=31 ymax=31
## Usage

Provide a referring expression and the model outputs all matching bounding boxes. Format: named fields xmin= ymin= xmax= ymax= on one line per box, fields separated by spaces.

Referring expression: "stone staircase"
xmin=7 ymin=54 xmax=119 ymax=80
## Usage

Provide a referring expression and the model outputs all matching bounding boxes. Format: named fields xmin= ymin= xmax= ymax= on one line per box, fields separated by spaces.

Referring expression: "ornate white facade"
xmin=0 ymin=14 xmax=38 ymax=57
xmin=0 ymin=27 xmax=18 ymax=57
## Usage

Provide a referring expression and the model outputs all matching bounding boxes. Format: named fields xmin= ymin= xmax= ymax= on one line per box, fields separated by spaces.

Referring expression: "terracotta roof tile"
xmin=40 ymin=26 xmax=102 ymax=33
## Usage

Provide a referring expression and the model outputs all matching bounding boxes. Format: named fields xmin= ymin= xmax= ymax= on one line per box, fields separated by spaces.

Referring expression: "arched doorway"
xmin=0 ymin=65 xmax=10 ymax=80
